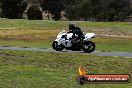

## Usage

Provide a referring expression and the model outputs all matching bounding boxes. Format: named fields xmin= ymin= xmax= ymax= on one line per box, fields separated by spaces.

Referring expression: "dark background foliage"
xmin=0 ymin=0 xmax=132 ymax=21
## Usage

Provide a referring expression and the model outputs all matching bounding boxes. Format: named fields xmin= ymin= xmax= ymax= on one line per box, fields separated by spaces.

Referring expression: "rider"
xmin=68 ymin=23 xmax=84 ymax=44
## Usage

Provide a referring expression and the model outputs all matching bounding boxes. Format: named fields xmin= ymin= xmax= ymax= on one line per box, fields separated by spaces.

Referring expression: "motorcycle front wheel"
xmin=52 ymin=41 xmax=64 ymax=51
xmin=82 ymin=41 xmax=95 ymax=53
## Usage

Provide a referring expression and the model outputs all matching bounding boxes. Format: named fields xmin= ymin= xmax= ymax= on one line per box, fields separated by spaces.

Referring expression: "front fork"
xmin=55 ymin=39 xmax=62 ymax=46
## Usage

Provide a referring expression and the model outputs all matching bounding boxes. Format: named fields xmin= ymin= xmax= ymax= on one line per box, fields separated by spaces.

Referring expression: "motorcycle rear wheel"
xmin=52 ymin=41 xmax=64 ymax=51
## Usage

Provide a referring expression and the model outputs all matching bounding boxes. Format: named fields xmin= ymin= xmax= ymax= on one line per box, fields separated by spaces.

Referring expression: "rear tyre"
xmin=52 ymin=41 xmax=64 ymax=51
xmin=82 ymin=41 xmax=95 ymax=53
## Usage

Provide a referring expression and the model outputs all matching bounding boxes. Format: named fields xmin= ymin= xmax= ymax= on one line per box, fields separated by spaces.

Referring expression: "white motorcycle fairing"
xmin=84 ymin=33 xmax=95 ymax=41
xmin=55 ymin=30 xmax=73 ymax=47
xmin=52 ymin=30 xmax=96 ymax=53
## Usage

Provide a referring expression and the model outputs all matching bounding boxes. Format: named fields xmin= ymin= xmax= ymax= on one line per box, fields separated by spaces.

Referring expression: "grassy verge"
xmin=93 ymin=37 xmax=132 ymax=52
xmin=0 ymin=29 xmax=132 ymax=52
xmin=0 ymin=39 xmax=51 ymax=48
xmin=0 ymin=19 xmax=132 ymax=52
xmin=0 ymin=50 xmax=131 ymax=88
xmin=0 ymin=29 xmax=58 ymax=48
xmin=0 ymin=19 xmax=132 ymax=33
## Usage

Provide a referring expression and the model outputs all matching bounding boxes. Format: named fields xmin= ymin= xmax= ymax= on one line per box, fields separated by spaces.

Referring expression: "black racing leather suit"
xmin=68 ymin=26 xmax=84 ymax=44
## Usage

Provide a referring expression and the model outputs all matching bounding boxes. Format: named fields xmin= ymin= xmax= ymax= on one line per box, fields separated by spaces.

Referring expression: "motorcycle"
xmin=52 ymin=30 xmax=95 ymax=53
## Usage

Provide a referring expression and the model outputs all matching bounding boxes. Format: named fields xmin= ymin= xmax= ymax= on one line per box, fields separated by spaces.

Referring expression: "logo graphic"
xmin=77 ymin=66 xmax=131 ymax=85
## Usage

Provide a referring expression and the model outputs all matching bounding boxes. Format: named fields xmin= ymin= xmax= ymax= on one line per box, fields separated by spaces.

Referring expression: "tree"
xmin=86 ymin=0 xmax=112 ymax=21
xmin=78 ymin=0 xmax=93 ymax=20
xmin=112 ymin=0 xmax=131 ymax=21
xmin=0 ymin=2 xmax=2 ymax=17
xmin=65 ymin=0 xmax=93 ymax=21
xmin=1 ymin=0 xmax=131 ymax=21
xmin=27 ymin=5 xmax=43 ymax=20
xmin=65 ymin=0 xmax=132 ymax=21
xmin=40 ymin=0 xmax=64 ymax=21
xmin=64 ymin=0 xmax=81 ymax=20
xmin=90 ymin=0 xmax=131 ymax=21
xmin=1 ymin=0 xmax=27 ymax=19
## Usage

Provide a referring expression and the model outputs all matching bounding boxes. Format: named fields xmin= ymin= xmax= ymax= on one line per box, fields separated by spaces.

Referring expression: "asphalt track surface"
xmin=0 ymin=46 xmax=132 ymax=58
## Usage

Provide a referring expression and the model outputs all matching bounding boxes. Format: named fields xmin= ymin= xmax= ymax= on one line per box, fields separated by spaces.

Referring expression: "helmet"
xmin=69 ymin=23 xmax=76 ymax=31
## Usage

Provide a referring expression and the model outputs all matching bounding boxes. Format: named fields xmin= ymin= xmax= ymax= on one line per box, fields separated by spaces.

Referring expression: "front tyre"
xmin=52 ymin=41 xmax=64 ymax=51
xmin=82 ymin=41 xmax=95 ymax=53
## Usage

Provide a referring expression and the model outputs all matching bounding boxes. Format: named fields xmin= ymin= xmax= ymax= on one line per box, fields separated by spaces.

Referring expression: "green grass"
xmin=0 ymin=37 xmax=132 ymax=52
xmin=93 ymin=37 xmax=132 ymax=52
xmin=0 ymin=18 xmax=132 ymax=52
xmin=0 ymin=19 xmax=67 ymax=30
xmin=0 ymin=19 xmax=132 ymax=32
xmin=79 ymin=22 xmax=132 ymax=32
xmin=0 ymin=19 xmax=132 ymax=88
xmin=0 ymin=39 xmax=51 ymax=48
xmin=0 ymin=50 xmax=131 ymax=88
